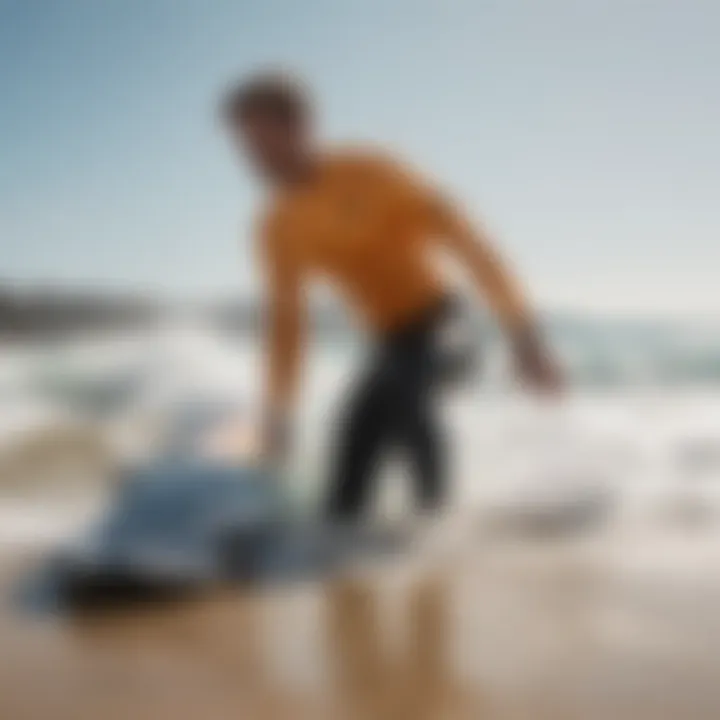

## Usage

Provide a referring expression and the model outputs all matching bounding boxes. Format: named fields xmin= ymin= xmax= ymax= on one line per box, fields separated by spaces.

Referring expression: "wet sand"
xmin=3 ymin=531 xmax=720 ymax=720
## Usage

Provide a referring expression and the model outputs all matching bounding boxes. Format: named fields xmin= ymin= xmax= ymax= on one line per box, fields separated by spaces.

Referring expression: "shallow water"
xmin=3 ymin=327 xmax=720 ymax=717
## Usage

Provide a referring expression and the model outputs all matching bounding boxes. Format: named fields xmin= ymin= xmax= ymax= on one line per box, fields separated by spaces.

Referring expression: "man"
xmin=222 ymin=72 xmax=561 ymax=521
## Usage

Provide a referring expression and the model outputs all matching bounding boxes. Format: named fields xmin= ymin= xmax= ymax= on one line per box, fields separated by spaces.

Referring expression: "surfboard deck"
xmin=17 ymin=460 xmax=410 ymax=612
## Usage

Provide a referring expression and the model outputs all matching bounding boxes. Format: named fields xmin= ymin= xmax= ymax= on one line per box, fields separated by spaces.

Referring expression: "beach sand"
xmin=3 ymin=528 xmax=720 ymax=720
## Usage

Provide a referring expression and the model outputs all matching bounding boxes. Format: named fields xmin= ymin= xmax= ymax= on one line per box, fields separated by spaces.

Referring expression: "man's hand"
xmin=511 ymin=327 xmax=564 ymax=394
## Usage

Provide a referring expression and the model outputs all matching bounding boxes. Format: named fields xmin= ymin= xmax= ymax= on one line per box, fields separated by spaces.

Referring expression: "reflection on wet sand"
xmin=325 ymin=574 xmax=478 ymax=720
xmin=4 ymin=536 xmax=720 ymax=720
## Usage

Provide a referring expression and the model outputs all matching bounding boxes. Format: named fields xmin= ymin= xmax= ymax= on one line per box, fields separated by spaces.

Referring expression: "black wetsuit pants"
xmin=325 ymin=298 xmax=459 ymax=521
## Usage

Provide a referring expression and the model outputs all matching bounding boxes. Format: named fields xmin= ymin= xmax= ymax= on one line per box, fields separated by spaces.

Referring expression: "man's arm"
xmin=257 ymin=223 xmax=306 ymax=460
xmin=425 ymin=193 xmax=561 ymax=391
xmin=372 ymin=151 xmax=536 ymax=339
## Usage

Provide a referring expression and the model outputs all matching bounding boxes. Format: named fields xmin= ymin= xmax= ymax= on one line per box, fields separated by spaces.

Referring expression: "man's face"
xmin=232 ymin=113 xmax=306 ymax=182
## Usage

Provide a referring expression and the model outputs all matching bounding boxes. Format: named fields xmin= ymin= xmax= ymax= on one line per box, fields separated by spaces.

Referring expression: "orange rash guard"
xmin=256 ymin=148 xmax=531 ymax=413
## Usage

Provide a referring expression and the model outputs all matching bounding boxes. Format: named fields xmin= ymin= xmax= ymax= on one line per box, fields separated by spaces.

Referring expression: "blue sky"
xmin=2 ymin=0 xmax=719 ymax=317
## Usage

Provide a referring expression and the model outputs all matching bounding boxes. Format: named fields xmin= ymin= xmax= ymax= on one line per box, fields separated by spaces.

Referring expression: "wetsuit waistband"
xmin=381 ymin=295 xmax=456 ymax=345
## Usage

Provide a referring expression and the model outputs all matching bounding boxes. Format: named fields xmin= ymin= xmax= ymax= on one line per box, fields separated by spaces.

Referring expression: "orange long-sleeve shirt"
xmin=257 ymin=148 xmax=531 ymax=411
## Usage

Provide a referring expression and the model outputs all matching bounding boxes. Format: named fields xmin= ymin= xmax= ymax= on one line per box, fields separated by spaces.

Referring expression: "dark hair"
xmin=221 ymin=71 xmax=311 ymax=126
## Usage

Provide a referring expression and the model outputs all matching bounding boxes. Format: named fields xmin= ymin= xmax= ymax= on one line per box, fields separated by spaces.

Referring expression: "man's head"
xmin=222 ymin=72 xmax=314 ymax=184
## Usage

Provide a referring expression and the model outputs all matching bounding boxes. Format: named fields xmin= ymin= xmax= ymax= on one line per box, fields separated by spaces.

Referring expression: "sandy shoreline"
xmin=3 ymin=527 xmax=720 ymax=720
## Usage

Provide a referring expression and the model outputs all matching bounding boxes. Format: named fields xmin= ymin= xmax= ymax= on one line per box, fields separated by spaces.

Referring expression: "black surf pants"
xmin=325 ymin=299 xmax=456 ymax=521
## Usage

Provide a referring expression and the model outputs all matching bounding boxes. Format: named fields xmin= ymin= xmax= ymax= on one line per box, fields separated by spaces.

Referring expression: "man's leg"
xmin=325 ymin=322 xmax=448 ymax=520
xmin=391 ymin=351 xmax=446 ymax=513
xmin=325 ymin=362 xmax=392 ymax=521
xmin=401 ymin=389 xmax=445 ymax=512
